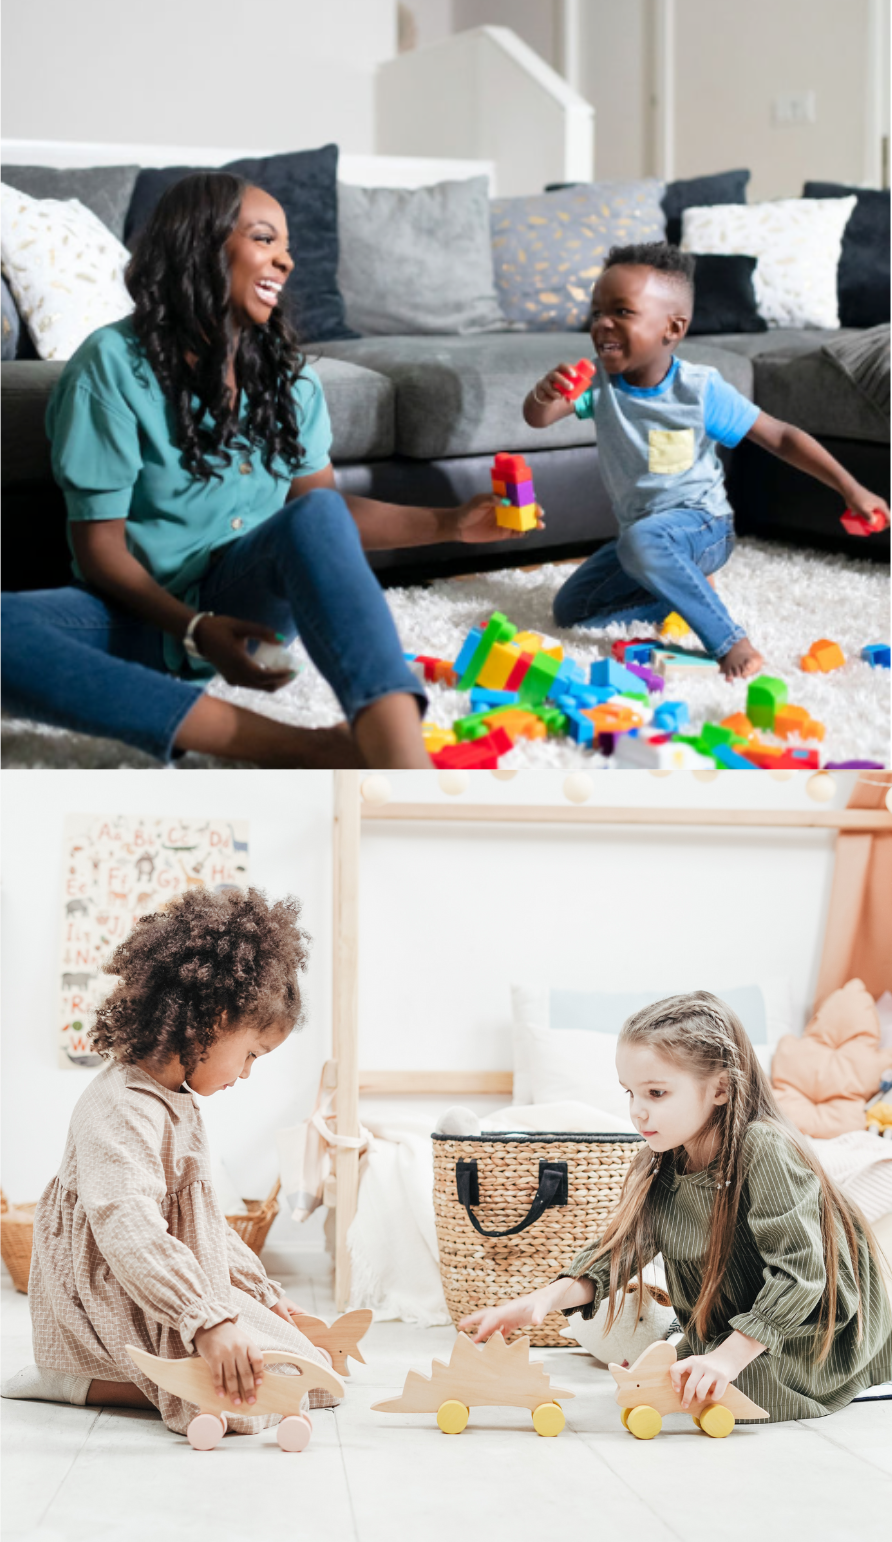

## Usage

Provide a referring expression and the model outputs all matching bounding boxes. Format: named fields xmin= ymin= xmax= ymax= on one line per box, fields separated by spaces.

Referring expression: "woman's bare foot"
xmin=719 ymin=639 xmax=764 ymax=680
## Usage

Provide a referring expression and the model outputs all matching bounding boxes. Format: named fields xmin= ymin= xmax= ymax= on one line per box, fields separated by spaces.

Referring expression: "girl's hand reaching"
xmin=458 ymin=1285 xmax=559 ymax=1343
xmin=271 ymin=1293 xmax=310 ymax=1325
xmin=669 ymin=1350 xmax=733 ymax=1410
xmin=193 ymin=1319 xmax=265 ymax=1407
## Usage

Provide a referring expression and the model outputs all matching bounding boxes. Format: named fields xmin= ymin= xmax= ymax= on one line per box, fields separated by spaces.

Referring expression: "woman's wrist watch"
xmin=183 ymin=611 xmax=215 ymax=660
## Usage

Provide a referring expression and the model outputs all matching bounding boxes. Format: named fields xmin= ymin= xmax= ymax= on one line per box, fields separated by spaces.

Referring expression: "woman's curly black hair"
xmin=125 ymin=172 xmax=308 ymax=483
xmin=90 ymin=887 xmax=310 ymax=1076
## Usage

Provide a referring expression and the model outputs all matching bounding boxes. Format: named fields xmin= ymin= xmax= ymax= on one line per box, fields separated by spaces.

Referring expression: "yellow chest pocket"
xmin=648 ymin=428 xmax=695 ymax=475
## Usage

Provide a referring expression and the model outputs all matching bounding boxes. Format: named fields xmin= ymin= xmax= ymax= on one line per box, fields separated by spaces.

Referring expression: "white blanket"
xmin=807 ymin=1130 xmax=892 ymax=1223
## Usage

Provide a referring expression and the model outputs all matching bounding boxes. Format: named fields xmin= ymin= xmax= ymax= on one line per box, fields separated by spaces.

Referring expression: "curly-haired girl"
xmin=2 ymin=174 xmax=525 ymax=768
xmin=461 ymin=992 xmax=892 ymax=1424
xmin=2 ymin=887 xmax=336 ymax=1437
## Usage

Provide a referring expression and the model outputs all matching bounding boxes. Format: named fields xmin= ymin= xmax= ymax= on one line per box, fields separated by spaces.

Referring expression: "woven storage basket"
xmin=224 ymin=1179 xmax=280 ymax=1256
xmin=432 ymin=1132 xmax=642 ymax=1347
xmin=0 ymin=1189 xmax=38 ymax=1294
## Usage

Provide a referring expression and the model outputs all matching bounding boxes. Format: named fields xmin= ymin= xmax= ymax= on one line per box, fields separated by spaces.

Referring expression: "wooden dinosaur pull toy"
xmin=610 ymin=1340 xmax=769 ymax=1440
xmin=372 ymin=1330 xmax=575 ymax=1437
xmin=287 ymin=1308 xmax=373 ymax=1376
xmin=125 ymin=1344 xmax=344 ymax=1452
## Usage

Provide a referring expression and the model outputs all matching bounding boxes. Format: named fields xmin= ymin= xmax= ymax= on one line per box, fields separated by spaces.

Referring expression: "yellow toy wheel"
xmin=691 ymin=1413 xmax=702 ymax=1428
xmin=620 ymin=1407 xmax=633 ymax=1430
xmin=437 ymin=1400 xmax=469 ymax=1434
xmin=532 ymin=1402 xmax=565 ymax=1437
xmin=699 ymin=1404 xmax=735 ymax=1439
xmin=626 ymin=1405 xmax=662 ymax=1440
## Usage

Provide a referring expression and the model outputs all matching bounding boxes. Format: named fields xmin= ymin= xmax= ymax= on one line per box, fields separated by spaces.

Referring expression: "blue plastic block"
xmin=589 ymin=657 xmax=642 ymax=694
xmin=553 ymin=656 xmax=585 ymax=685
xmin=563 ymin=708 xmax=594 ymax=747
xmin=470 ymin=687 xmax=520 ymax=709
xmin=653 ymin=700 xmax=689 ymax=734
xmin=861 ymin=643 xmax=891 ymax=669
xmin=553 ymin=679 xmax=616 ymax=708
xmin=712 ymin=744 xmax=758 ymax=770
xmin=624 ymin=643 xmax=657 ymax=665
xmin=453 ymin=628 xmax=482 ymax=679
xmin=403 ymin=651 xmax=417 ymax=660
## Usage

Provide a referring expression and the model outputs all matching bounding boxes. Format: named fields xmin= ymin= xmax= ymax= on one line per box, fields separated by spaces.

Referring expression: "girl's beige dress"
xmin=29 ymin=1061 xmax=333 ymax=1435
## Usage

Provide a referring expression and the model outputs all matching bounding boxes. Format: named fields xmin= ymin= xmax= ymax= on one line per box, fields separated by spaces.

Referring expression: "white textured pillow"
xmin=681 ymin=196 xmax=857 ymax=329
xmin=1 ymin=184 xmax=133 ymax=360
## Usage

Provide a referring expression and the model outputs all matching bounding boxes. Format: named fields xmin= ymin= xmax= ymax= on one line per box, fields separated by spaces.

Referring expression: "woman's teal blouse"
xmin=46 ymin=318 xmax=332 ymax=669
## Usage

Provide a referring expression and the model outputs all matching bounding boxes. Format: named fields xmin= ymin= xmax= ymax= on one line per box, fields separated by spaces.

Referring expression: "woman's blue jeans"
xmin=552 ymin=507 xmax=745 ymax=658
xmin=1 ymin=489 xmax=426 ymax=762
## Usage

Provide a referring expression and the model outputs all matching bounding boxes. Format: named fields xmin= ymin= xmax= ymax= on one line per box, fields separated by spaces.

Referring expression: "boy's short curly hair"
xmin=602 ymin=241 xmax=695 ymax=309
xmin=90 ymin=886 xmax=310 ymax=1074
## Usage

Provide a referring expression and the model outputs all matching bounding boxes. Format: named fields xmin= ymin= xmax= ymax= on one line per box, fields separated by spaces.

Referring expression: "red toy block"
xmin=415 ymin=655 xmax=443 ymax=682
xmin=504 ymin=651 xmax=534 ymax=691
xmin=554 ymin=359 xmax=596 ymax=401
xmin=431 ymin=727 xmax=513 ymax=769
xmin=840 ymin=507 xmax=890 ymax=537
xmin=493 ymin=453 xmax=532 ymax=482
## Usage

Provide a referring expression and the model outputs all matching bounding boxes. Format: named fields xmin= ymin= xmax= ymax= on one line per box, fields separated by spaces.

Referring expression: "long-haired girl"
xmin=461 ymin=992 xmax=892 ymax=1420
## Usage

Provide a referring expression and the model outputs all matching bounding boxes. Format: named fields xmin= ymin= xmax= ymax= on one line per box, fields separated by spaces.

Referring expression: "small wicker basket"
xmin=224 ymin=1179 xmax=281 ymax=1256
xmin=432 ymin=1132 xmax=643 ymax=1347
xmin=0 ymin=1189 xmax=38 ymax=1294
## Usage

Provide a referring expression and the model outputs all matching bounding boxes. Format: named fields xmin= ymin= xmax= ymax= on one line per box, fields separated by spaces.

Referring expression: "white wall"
xmin=1 ymin=769 xmax=857 ymax=1269
xmin=0 ymin=0 xmax=398 ymax=152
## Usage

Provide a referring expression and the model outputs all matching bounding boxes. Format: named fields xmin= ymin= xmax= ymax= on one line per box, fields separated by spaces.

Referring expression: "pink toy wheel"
xmin=187 ymin=1413 xmax=226 ymax=1450
xmin=277 ymin=1414 xmax=312 ymax=1452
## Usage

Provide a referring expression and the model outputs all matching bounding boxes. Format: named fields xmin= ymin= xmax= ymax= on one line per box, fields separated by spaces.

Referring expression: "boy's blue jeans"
xmin=552 ymin=506 xmax=745 ymax=658
xmin=1 ymin=489 xmax=426 ymax=762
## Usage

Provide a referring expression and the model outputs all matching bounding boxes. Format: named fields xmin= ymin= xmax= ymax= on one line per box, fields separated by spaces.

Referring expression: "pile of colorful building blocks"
xmin=491 ymin=454 xmax=540 ymax=533
xmin=408 ymin=611 xmax=888 ymax=770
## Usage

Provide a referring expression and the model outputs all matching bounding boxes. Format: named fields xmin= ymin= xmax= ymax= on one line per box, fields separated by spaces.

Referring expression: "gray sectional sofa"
xmin=4 ymin=322 xmax=888 ymax=592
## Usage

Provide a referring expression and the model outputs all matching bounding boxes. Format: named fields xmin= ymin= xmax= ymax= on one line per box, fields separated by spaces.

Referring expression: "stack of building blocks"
xmin=491 ymin=454 xmax=540 ymax=533
xmin=553 ymin=358 xmax=596 ymax=401
xmin=861 ymin=644 xmax=891 ymax=668
xmin=801 ymin=639 xmax=845 ymax=673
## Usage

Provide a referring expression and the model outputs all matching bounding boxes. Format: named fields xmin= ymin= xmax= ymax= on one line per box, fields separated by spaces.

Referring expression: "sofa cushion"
xmin=751 ymin=330 xmax=889 ymax=445
xmin=1 ymin=355 xmax=394 ymax=488
xmin=337 ymin=177 xmax=505 ymax=336
xmin=0 ymin=163 xmax=139 ymax=244
xmin=687 ymin=255 xmax=766 ymax=335
xmin=124 ymin=144 xmax=355 ymax=343
xmin=310 ymin=333 xmax=754 ymax=459
xmin=804 ymin=182 xmax=890 ymax=329
xmin=661 ymin=169 xmax=750 ymax=246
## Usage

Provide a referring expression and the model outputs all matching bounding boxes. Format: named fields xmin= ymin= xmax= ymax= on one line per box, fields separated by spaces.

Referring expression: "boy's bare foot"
xmin=719 ymin=639 xmax=764 ymax=680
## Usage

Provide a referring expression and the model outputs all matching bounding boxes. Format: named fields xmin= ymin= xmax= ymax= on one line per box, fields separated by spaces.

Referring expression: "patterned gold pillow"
xmin=490 ymin=181 xmax=666 ymax=331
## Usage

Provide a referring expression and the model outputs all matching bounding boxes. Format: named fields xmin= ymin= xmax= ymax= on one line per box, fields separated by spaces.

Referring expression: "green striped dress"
xmin=562 ymin=1121 xmax=892 ymax=1421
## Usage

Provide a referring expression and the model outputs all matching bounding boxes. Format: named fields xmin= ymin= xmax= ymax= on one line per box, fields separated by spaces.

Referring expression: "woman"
xmin=1 ymin=174 xmax=527 ymax=767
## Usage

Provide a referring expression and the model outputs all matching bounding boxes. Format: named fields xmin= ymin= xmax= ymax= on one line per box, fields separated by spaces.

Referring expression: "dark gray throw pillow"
xmin=0 ymin=164 xmax=139 ymax=244
xmin=124 ymin=144 xmax=355 ymax=343
xmin=803 ymin=181 xmax=890 ymax=328
xmin=687 ymin=254 xmax=767 ymax=335
xmin=661 ymin=169 xmax=750 ymax=246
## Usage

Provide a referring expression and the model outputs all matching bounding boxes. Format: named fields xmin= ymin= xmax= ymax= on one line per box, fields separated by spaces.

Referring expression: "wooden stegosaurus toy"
xmin=372 ymin=1331 xmax=575 ymax=1436
xmin=611 ymin=1340 xmax=769 ymax=1440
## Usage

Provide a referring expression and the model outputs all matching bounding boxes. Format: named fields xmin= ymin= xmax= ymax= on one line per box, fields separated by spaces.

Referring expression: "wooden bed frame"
xmin=329 ymin=771 xmax=890 ymax=1307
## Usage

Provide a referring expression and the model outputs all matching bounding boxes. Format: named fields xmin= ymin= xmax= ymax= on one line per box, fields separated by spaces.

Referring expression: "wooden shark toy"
xmin=610 ymin=1340 xmax=769 ymax=1439
xmin=287 ymin=1308 xmax=372 ymax=1376
xmin=372 ymin=1331 xmax=575 ymax=1436
xmin=126 ymin=1344 xmax=345 ymax=1451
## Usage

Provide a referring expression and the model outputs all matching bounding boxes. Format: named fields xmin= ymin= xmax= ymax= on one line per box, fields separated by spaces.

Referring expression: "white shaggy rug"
xmin=2 ymin=538 xmax=889 ymax=768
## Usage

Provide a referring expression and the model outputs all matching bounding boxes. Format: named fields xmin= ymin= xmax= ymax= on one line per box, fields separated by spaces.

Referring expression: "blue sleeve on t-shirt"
xmin=703 ymin=372 xmax=760 ymax=447
xmin=573 ymin=386 xmax=599 ymax=421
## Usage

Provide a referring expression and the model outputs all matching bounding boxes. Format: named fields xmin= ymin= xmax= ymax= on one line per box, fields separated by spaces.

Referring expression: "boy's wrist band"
xmin=183 ymin=611 xmax=215 ymax=659
xmin=532 ymin=386 xmax=551 ymax=406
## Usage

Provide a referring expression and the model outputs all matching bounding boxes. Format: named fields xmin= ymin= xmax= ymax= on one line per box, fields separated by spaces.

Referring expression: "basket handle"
xmin=455 ymin=1159 xmax=567 ymax=1238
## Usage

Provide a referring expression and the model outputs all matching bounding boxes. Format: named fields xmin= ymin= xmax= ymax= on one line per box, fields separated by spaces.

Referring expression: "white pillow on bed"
xmin=510 ymin=980 xmax=794 ymax=1107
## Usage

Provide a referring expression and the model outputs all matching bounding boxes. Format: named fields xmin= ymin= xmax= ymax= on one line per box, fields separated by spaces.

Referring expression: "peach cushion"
xmin=771 ymin=979 xmax=883 ymax=1138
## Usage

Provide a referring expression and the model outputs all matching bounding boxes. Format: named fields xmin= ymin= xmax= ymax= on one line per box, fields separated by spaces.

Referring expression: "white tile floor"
xmin=3 ymin=1258 xmax=890 ymax=1542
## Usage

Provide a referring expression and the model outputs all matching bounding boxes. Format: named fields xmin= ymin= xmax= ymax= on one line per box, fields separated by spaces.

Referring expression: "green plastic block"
xmin=746 ymin=674 xmax=788 ymax=729
xmin=457 ymin=611 xmax=517 ymax=690
xmin=530 ymin=703 xmax=568 ymax=735
xmin=700 ymin=722 xmax=747 ymax=750
xmin=453 ymin=712 xmax=493 ymax=741
xmin=517 ymin=651 xmax=562 ymax=705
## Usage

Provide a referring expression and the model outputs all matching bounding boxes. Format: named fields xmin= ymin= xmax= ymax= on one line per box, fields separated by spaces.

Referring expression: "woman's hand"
xmin=458 ymin=1286 xmax=559 ymax=1343
xmin=192 ymin=615 xmax=296 ymax=691
xmin=452 ymin=492 xmax=545 ymax=545
xmin=193 ymin=1319 xmax=265 ymax=1407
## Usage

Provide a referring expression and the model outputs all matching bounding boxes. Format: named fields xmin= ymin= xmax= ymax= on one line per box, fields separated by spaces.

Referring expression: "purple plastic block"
xmin=500 ymin=479 xmax=536 ymax=506
xmin=627 ymin=662 xmax=665 ymax=694
xmin=824 ymin=760 xmax=886 ymax=769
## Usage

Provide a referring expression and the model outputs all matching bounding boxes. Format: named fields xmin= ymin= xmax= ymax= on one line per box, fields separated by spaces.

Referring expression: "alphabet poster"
xmin=60 ymin=814 xmax=250 ymax=1068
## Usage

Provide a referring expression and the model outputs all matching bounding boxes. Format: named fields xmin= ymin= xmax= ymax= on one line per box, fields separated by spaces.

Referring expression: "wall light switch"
xmin=773 ymin=91 xmax=817 ymax=125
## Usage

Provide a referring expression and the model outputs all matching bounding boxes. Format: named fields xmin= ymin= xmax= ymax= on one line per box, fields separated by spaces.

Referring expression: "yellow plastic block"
xmin=721 ymin=712 xmax=754 ymax=738
xmin=801 ymin=638 xmax=845 ymax=673
xmin=774 ymin=705 xmax=825 ymax=742
xmin=511 ymin=631 xmax=564 ymax=662
xmin=477 ymin=641 xmax=522 ymax=691
xmin=484 ymin=708 xmax=547 ymax=741
xmin=422 ymin=725 xmax=457 ymax=754
xmin=747 ymin=737 xmax=784 ymax=760
xmin=660 ymin=610 xmax=691 ymax=640
xmin=496 ymin=502 xmax=539 ymax=533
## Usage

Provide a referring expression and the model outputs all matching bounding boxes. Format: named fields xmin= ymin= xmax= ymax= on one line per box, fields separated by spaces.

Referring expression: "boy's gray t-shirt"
xmin=574 ymin=355 xmax=760 ymax=529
